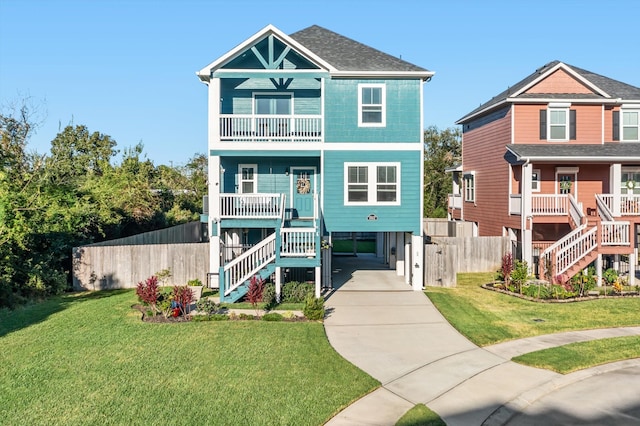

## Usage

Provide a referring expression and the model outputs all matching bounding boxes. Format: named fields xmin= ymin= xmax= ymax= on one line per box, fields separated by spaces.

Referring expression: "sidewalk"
xmin=323 ymin=255 xmax=640 ymax=425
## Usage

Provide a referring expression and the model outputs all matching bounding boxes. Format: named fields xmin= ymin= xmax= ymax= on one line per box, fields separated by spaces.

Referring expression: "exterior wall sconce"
xmin=285 ymin=168 xmax=290 ymax=176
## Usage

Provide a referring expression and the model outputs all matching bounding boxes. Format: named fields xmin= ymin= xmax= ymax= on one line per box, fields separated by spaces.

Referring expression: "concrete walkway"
xmin=323 ymin=254 xmax=640 ymax=426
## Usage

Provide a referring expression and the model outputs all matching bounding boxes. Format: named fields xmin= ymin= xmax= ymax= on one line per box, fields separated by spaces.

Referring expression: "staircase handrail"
xmin=540 ymin=223 xmax=587 ymax=260
xmin=555 ymin=226 xmax=598 ymax=276
xmin=567 ymin=194 xmax=585 ymax=227
xmin=222 ymin=233 xmax=276 ymax=296
xmin=595 ymin=194 xmax=614 ymax=221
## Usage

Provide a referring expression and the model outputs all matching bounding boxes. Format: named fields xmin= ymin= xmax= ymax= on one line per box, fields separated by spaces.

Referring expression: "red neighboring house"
xmin=450 ymin=61 xmax=640 ymax=285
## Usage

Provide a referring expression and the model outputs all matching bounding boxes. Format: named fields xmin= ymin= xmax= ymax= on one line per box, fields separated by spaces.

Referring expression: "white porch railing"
xmin=220 ymin=115 xmax=322 ymax=142
xmin=220 ymin=193 xmax=283 ymax=219
xmin=222 ymin=233 xmax=276 ymax=297
xmin=598 ymin=194 xmax=640 ymax=216
xmin=531 ymin=194 xmax=568 ymax=215
xmin=601 ymin=221 xmax=631 ymax=246
xmin=448 ymin=193 xmax=462 ymax=209
xmin=596 ymin=194 xmax=614 ymax=221
xmin=567 ymin=194 xmax=584 ymax=228
xmin=280 ymin=228 xmax=317 ymax=257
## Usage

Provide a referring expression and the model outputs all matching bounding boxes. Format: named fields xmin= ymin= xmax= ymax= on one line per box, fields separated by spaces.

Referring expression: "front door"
xmin=291 ymin=167 xmax=316 ymax=219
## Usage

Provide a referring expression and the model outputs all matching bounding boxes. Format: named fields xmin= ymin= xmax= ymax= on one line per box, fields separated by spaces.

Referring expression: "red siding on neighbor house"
xmin=462 ymin=108 xmax=520 ymax=236
xmin=513 ymin=104 xmax=604 ymax=144
xmin=524 ymin=69 xmax=593 ymax=94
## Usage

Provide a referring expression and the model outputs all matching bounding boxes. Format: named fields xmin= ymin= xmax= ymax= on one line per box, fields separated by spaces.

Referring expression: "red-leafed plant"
xmin=136 ymin=276 xmax=160 ymax=315
xmin=173 ymin=285 xmax=194 ymax=318
xmin=247 ymin=275 xmax=265 ymax=316
xmin=501 ymin=253 xmax=514 ymax=285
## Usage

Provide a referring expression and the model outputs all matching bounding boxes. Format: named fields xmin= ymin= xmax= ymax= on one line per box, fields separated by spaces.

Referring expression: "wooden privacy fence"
xmin=424 ymin=236 xmax=510 ymax=287
xmin=72 ymin=243 xmax=209 ymax=291
xmin=87 ymin=221 xmax=207 ymax=247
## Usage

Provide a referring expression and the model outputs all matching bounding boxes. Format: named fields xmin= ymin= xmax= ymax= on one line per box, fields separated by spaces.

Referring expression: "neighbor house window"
xmin=345 ymin=162 xmax=399 ymax=205
xmin=532 ymin=169 xmax=541 ymax=192
xmin=464 ymin=173 xmax=475 ymax=202
xmin=358 ymin=84 xmax=386 ymax=127
xmin=622 ymin=110 xmax=639 ymax=141
xmin=540 ymin=105 xmax=576 ymax=141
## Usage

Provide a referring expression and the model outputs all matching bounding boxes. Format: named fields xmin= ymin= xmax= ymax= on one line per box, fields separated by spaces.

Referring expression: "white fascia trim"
xmin=509 ymin=62 xmax=611 ymax=99
xmin=214 ymin=142 xmax=324 ymax=151
xmin=196 ymin=24 xmax=335 ymax=82
xmin=621 ymin=103 xmax=640 ymax=108
xmin=331 ymin=70 xmax=435 ymax=80
xmin=323 ymin=143 xmax=422 ymax=151
xmin=508 ymin=153 xmax=640 ymax=163
xmin=506 ymin=97 xmax=620 ymax=104
xmin=556 ymin=166 xmax=580 ymax=173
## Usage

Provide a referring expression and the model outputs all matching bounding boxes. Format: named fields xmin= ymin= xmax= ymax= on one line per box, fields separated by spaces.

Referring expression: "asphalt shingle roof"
xmin=506 ymin=143 xmax=640 ymax=161
xmin=458 ymin=61 xmax=640 ymax=124
xmin=290 ymin=25 xmax=429 ymax=73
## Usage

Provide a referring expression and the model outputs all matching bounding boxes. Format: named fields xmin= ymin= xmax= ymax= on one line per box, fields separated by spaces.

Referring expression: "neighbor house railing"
xmin=220 ymin=115 xmax=322 ymax=142
xmin=597 ymin=194 xmax=640 ymax=216
xmin=601 ymin=221 xmax=631 ymax=246
xmin=448 ymin=193 xmax=462 ymax=209
xmin=531 ymin=194 xmax=568 ymax=215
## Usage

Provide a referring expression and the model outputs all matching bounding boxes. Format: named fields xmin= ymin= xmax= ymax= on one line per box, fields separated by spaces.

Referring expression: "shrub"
xmin=262 ymin=283 xmax=276 ymax=306
xmin=195 ymin=298 xmax=220 ymax=315
xmin=500 ymin=253 xmax=514 ymax=285
xmin=187 ymin=278 xmax=203 ymax=287
xmin=282 ymin=281 xmax=314 ymax=303
xmin=303 ymin=295 xmax=324 ymax=321
xmin=156 ymin=288 xmax=174 ymax=318
xmin=136 ymin=276 xmax=160 ymax=314
xmin=522 ymin=283 xmax=550 ymax=299
xmin=571 ymin=267 xmax=596 ymax=297
xmin=511 ymin=260 xmax=530 ymax=294
xmin=262 ymin=312 xmax=284 ymax=322
xmin=238 ymin=313 xmax=254 ymax=320
xmin=192 ymin=313 xmax=228 ymax=322
xmin=173 ymin=285 xmax=194 ymax=318
xmin=247 ymin=275 xmax=265 ymax=315
xmin=603 ymin=268 xmax=618 ymax=285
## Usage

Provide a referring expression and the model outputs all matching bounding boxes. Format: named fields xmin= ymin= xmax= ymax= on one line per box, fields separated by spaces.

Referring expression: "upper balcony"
xmin=220 ymin=115 xmax=322 ymax=143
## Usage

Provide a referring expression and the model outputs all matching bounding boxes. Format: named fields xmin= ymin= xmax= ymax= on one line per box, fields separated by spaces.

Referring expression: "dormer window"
xmin=540 ymin=104 xmax=576 ymax=141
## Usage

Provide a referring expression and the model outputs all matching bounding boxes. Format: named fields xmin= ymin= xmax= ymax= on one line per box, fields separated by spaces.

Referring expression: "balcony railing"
xmin=597 ymin=194 xmax=640 ymax=216
xmin=220 ymin=193 xmax=284 ymax=219
xmin=601 ymin=221 xmax=631 ymax=246
xmin=531 ymin=194 xmax=568 ymax=215
xmin=280 ymin=228 xmax=317 ymax=257
xmin=219 ymin=115 xmax=322 ymax=142
xmin=448 ymin=193 xmax=462 ymax=209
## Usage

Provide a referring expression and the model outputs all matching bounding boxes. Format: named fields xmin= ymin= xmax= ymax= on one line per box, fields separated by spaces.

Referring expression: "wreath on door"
xmin=627 ymin=180 xmax=636 ymax=189
xmin=297 ymin=177 xmax=311 ymax=194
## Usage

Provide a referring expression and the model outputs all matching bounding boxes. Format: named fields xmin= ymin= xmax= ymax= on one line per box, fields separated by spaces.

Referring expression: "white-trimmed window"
xmin=358 ymin=84 xmax=386 ymax=127
xmin=622 ymin=110 xmax=639 ymax=141
xmin=549 ymin=108 xmax=568 ymax=140
xmin=532 ymin=169 xmax=541 ymax=192
xmin=463 ymin=173 xmax=475 ymax=202
xmin=345 ymin=162 xmax=399 ymax=205
xmin=238 ymin=164 xmax=257 ymax=194
xmin=540 ymin=104 xmax=575 ymax=141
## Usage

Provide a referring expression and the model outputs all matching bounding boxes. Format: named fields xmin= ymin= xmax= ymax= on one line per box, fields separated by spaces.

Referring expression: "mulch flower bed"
xmin=482 ymin=282 xmax=640 ymax=303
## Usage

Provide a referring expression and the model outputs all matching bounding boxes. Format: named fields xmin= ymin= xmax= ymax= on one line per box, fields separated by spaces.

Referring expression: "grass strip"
xmin=396 ymin=404 xmax=446 ymax=426
xmin=512 ymin=336 xmax=640 ymax=374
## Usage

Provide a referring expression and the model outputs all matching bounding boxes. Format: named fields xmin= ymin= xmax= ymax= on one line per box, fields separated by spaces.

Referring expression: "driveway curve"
xmin=323 ymin=254 xmax=640 ymax=426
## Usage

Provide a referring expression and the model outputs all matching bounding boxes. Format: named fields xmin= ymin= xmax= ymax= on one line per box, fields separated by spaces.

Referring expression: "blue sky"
xmin=1 ymin=0 xmax=638 ymax=166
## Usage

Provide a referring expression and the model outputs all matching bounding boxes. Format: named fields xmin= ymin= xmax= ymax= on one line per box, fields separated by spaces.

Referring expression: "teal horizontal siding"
xmin=220 ymin=78 xmax=321 ymax=115
xmin=220 ymin=157 xmax=320 ymax=195
xmin=322 ymin=150 xmax=421 ymax=234
xmin=324 ymin=79 xmax=421 ymax=143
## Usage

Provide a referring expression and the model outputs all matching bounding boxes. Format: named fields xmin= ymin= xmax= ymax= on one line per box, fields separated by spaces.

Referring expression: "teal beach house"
xmin=197 ymin=24 xmax=433 ymax=302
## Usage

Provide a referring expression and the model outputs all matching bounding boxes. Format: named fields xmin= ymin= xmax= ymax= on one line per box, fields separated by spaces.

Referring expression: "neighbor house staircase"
xmin=540 ymin=194 xmax=631 ymax=283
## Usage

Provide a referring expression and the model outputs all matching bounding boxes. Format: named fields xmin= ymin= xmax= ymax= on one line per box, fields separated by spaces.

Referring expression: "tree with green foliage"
xmin=423 ymin=126 xmax=461 ymax=218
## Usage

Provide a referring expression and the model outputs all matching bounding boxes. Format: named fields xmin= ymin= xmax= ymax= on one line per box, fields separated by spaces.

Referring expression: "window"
xmin=540 ymin=105 xmax=576 ymax=141
xmin=358 ymin=84 xmax=386 ymax=127
xmin=238 ymin=164 xmax=257 ymax=194
xmin=345 ymin=163 xmax=399 ymax=205
xmin=549 ymin=108 xmax=568 ymax=140
xmin=532 ymin=169 xmax=541 ymax=192
xmin=254 ymin=94 xmax=291 ymax=115
xmin=622 ymin=110 xmax=639 ymax=141
xmin=464 ymin=173 xmax=475 ymax=202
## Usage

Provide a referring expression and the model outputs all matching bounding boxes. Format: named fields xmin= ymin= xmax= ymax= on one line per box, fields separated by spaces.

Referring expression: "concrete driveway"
xmin=323 ymin=254 xmax=640 ymax=426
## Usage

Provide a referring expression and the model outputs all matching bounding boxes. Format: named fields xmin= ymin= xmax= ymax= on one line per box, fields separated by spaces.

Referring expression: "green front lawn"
xmin=0 ymin=290 xmax=378 ymax=425
xmin=425 ymin=273 xmax=640 ymax=346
